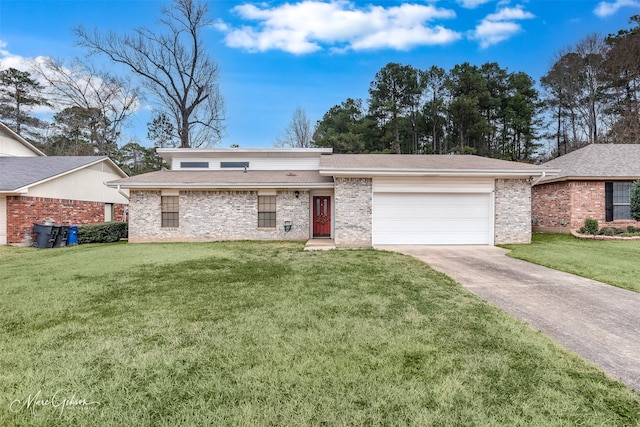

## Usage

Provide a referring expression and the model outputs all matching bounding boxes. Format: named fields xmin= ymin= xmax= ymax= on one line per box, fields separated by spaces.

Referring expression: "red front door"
xmin=313 ymin=196 xmax=331 ymax=237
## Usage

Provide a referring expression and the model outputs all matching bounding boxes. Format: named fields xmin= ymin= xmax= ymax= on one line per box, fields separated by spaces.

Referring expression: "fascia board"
xmin=0 ymin=188 xmax=28 ymax=195
xmin=537 ymin=175 xmax=640 ymax=185
xmin=105 ymin=182 xmax=335 ymax=190
xmin=319 ymin=168 xmax=559 ymax=178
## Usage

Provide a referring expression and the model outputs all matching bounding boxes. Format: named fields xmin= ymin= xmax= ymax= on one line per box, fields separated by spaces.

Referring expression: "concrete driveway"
xmin=377 ymin=245 xmax=640 ymax=392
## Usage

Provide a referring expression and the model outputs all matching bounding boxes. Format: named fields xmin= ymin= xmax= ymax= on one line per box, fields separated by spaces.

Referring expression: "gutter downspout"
xmin=116 ymin=184 xmax=130 ymax=201
xmin=530 ymin=171 xmax=546 ymax=187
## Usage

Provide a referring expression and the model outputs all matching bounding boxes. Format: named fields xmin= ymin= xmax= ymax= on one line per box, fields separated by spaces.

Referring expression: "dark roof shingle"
xmin=0 ymin=156 xmax=109 ymax=191
xmin=320 ymin=154 xmax=550 ymax=172
xmin=539 ymin=144 xmax=640 ymax=182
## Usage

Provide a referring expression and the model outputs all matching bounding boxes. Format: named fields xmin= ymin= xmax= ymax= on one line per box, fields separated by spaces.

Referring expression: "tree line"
xmin=0 ymin=0 xmax=223 ymax=175
xmin=541 ymin=17 xmax=640 ymax=155
xmin=312 ymin=62 xmax=541 ymax=161
xmin=2 ymin=3 xmax=640 ymax=172
xmin=305 ymin=16 xmax=640 ymax=161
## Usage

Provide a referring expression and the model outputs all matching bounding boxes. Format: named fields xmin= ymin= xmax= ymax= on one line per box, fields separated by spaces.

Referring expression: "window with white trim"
xmin=161 ymin=196 xmax=179 ymax=227
xmin=258 ymin=195 xmax=276 ymax=228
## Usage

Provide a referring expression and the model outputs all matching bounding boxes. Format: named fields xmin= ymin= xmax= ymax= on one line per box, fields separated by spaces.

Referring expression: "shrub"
xmin=78 ymin=222 xmax=128 ymax=244
xmin=582 ymin=218 xmax=599 ymax=235
xmin=598 ymin=227 xmax=615 ymax=236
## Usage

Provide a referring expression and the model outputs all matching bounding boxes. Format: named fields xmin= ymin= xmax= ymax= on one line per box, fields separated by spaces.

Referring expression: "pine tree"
xmin=0 ymin=68 xmax=49 ymax=139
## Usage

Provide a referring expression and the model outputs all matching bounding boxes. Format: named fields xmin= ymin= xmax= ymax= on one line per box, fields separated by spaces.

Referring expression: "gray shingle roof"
xmin=108 ymin=169 xmax=334 ymax=188
xmin=0 ymin=156 xmax=110 ymax=191
xmin=320 ymin=154 xmax=551 ymax=173
xmin=539 ymin=144 xmax=640 ymax=183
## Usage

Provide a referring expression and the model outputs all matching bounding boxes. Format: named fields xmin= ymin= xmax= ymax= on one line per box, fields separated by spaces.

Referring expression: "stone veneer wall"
xmin=334 ymin=177 xmax=372 ymax=247
xmin=494 ymin=179 xmax=531 ymax=244
xmin=5 ymin=195 xmax=126 ymax=244
xmin=128 ymin=189 xmax=310 ymax=243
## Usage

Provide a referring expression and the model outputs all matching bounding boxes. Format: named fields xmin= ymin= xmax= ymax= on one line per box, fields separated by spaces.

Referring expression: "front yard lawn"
xmin=1 ymin=241 xmax=639 ymax=426
xmin=502 ymin=233 xmax=640 ymax=293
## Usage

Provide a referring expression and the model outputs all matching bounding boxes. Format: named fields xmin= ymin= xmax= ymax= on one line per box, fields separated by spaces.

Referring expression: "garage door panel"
xmin=373 ymin=193 xmax=492 ymax=245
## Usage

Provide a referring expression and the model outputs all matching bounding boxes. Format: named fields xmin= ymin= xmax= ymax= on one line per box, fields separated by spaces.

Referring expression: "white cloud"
xmin=0 ymin=40 xmax=38 ymax=73
xmin=471 ymin=6 xmax=535 ymax=48
xmin=0 ymin=43 xmax=141 ymax=117
xmin=218 ymin=1 xmax=460 ymax=54
xmin=457 ymin=0 xmax=493 ymax=8
xmin=594 ymin=0 xmax=640 ymax=17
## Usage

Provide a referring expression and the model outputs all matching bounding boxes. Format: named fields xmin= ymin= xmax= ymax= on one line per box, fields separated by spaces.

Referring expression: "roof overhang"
xmin=320 ymin=168 xmax=558 ymax=178
xmin=536 ymin=175 xmax=640 ymax=185
xmin=106 ymin=182 xmax=334 ymax=190
xmin=0 ymin=189 xmax=28 ymax=195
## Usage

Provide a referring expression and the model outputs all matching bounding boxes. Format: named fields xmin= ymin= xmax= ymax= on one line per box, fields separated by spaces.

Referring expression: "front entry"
xmin=312 ymin=196 xmax=331 ymax=238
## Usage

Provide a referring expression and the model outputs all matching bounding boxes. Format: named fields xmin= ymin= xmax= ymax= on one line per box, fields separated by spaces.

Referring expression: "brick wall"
xmin=532 ymin=180 xmax=639 ymax=232
xmin=531 ymin=182 xmax=572 ymax=232
xmin=494 ymin=179 xmax=532 ymax=244
xmin=334 ymin=178 xmax=372 ymax=247
xmin=6 ymin=195 xmax=127 ymax=244
xmin=128 ymin=189 xmax=310 ymax=243
xmin=570 ymin=181 xmax=606 ymax=228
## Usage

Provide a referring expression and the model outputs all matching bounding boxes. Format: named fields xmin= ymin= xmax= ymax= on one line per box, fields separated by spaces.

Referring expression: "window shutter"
xmin=605 ymin=182 xmax=613 ymax=222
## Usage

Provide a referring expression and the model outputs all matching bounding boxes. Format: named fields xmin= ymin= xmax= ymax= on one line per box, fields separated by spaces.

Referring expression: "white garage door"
xmin=372 ymin=193 xmax=493 ymax=245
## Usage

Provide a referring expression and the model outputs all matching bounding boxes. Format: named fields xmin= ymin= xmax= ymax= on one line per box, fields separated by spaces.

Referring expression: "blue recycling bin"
xmin=67 ymin=226 xmax=79 ymax=246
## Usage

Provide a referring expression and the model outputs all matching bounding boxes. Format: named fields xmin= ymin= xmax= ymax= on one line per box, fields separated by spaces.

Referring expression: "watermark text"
xmin=10 ymin=389 xmax=99 ymax=417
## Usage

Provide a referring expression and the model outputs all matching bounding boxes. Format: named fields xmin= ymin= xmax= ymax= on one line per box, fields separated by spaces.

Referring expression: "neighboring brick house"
xmin=532 ymin=144 xmax=640 ymax=233
xmin=107 ymin=148 xmax=555 ymax=246
xmin=0 ymin=122 xmax=129 ymax=245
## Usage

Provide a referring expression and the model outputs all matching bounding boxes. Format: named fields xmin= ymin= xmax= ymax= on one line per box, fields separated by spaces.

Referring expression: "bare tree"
xmin=35 ymin=58 xmax=140 ymax=155
xmin=74 ymin=0 xmax=224 ymax=148
xmin=574 ymin=33 xmax=609 ymax=145
xmin=275 ymin=107 xmax=314 ymax=148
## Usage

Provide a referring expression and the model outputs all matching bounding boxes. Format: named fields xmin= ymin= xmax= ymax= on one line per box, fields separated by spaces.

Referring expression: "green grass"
xmin=1 ymin=241 xmax=639 ymax=426
xmin=502 ymin=233 xmax=640 ymax=293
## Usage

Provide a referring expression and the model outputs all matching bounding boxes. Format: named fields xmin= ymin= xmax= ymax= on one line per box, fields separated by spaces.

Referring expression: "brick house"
xmin=531 ymin=144 xmax=640 ymax=233
xmin=107 ymin=148 xmax=555 ymax=246
xmin=0 ymin=122 xmax=129 ymax=245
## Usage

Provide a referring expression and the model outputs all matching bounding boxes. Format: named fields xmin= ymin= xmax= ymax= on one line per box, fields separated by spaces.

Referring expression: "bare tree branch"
xmin=74 ymin=0 xmax=224 ymax=148
xmin=275 ymin=107 xmax=314 ymax=148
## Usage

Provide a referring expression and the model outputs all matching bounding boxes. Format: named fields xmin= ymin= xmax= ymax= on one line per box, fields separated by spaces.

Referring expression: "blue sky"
xmin=1 ymin=0 xmax=639 ymax=148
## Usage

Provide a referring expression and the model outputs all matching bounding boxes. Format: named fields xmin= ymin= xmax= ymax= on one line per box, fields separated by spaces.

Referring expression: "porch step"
xmin=304 ymin=239 xmax=336 ymax=251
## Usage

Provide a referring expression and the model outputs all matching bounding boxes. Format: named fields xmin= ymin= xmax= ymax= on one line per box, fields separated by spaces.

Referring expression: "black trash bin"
xmin=54 ymin=225 xmax=70 ymax=247
xmin=32 ymin=223 xmax=54 ymax=249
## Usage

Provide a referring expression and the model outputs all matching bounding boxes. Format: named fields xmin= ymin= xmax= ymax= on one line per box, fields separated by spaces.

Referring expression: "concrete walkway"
xmin=377 ymin=245 xmax=640 ymax=392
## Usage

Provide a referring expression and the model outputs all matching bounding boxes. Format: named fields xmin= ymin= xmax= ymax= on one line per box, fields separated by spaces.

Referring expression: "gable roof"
xmin=0 ymin=122 xmax=46 ymax=156
xmin=107 ymin=169 xmax=334 ymax=189
xmin=537 ymin=144 xmax=640 ymax=184
xmin=320 ymin=154 xmax=554 ymax=177
xmin=0 ymin=156 xmax=127 ymax=193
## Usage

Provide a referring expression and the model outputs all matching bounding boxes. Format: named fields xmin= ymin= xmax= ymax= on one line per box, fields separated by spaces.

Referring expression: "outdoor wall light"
xmin=560 ymin=218 xmax=565 ymax=226
xmin=294 ymin=191 xmax=300 ymax=198
xmin=284 ymin=220 xmax=292 ymax=232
